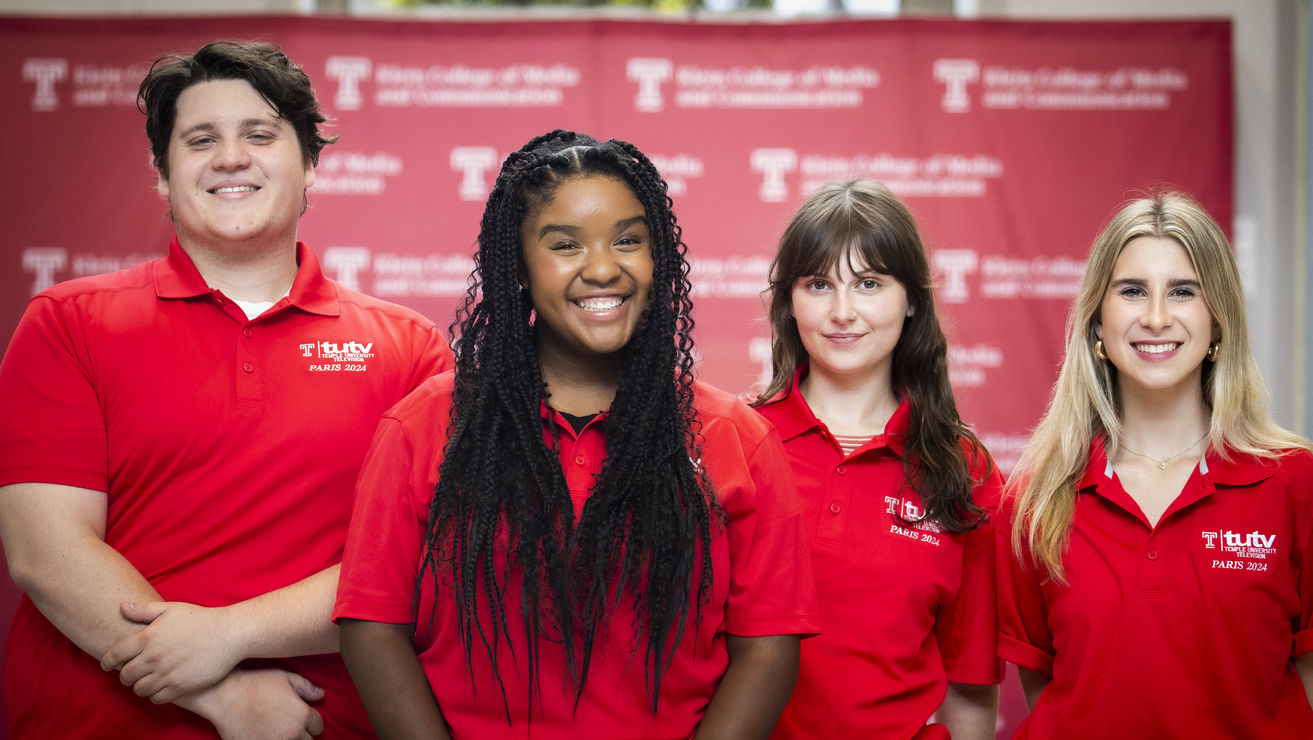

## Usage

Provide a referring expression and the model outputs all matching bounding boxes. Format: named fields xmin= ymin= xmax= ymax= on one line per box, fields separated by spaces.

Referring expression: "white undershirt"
xmin=232 ymin=294 xmax=286 ymax=320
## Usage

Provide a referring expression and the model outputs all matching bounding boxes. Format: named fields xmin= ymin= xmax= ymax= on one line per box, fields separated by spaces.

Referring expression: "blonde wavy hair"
xmin=1010 ymin=191 xmax=1310 ymax=582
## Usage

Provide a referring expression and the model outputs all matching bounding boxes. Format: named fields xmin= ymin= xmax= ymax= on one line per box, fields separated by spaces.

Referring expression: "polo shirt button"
xmin=574 ymin=455 xmax=586 ymax=466
xmin=829 ymin=502 xmax=841 ymax=515
xmin=242 ymin=328 xmax=253 ymax=337
xmin=836 ymin=465 xmax=846 ymax=475
xmin=1147 ymin=550 xmax=1159 ymax=561
xmin=243 ymin=362 xmax=254 ymax=373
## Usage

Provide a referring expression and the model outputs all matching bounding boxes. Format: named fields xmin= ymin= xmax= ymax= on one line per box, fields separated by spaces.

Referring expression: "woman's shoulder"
xmin=1203 ymin=443 xmax=1313 ymax=493
xmin=692 ymin=380 xmax=775 ymax=442
xmin=1254 ymin=445 xmax=1313 ymax=477
xmin=385 ymin=369 xmax=457 ymax=424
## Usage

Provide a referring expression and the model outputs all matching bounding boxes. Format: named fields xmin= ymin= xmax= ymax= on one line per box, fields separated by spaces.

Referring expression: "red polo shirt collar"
xmin=1078 ymin=437 xmax=1278 ymax=526
xmin=766 ymin=363 xmax=908 ymax=458
xmin=153 ymin=237 xmax=341 ymax=317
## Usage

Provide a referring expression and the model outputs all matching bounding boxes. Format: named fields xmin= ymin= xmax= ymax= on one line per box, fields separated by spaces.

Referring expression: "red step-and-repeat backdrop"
xmin=0 ymin=14 xmax=1230 ymax=736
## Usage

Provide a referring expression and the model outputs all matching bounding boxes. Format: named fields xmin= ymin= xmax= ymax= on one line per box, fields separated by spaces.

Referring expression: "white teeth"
xmin=576 ymin=296 xmax=623 ymax=311
xmin=213 ymin=186 xmax=257 ymax=194
xmin=1134 ymin=342 xmax=1179 ymax=354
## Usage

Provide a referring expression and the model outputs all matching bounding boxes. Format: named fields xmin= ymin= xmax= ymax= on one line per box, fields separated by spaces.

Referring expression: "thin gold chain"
xmin=1119 ymin=431 xmax=1210 ymax=471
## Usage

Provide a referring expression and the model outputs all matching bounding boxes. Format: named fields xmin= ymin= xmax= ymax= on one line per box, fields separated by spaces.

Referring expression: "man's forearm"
xmin=0 ymin=482 xmax=162 ymax=659
xmin=220 ymin=564 xmax=342 ymax=659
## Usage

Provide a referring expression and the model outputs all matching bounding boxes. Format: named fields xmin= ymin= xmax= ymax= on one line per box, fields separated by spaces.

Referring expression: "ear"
xmin=155 ymin=168 xmax=170 ymax=200
xmin=1094 ymin=323 xmax=1103 ymax=340
xmin=1212 ymin=321 xmax=1221 ymax=343
xmin=303 ymin=161 xmax=316 ymax=189
xmin=905 ymin=302 xmax=915 ymax=318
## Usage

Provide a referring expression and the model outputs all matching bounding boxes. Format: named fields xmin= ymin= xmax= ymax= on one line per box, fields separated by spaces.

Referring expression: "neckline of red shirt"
xmin=153 ymin=236 xmax=340 ymax=317
xmin=762 ymin=362 xmax=909 ymax=457
xmin=1077 ymin=437 xmax=1278 ymax=526
xmin=539 ymin=399 xmax=611 ymax=441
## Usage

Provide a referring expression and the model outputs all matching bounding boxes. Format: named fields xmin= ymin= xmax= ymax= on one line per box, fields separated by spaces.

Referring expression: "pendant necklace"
xmin=1119 ymin=431 xmax=1209 ymax=471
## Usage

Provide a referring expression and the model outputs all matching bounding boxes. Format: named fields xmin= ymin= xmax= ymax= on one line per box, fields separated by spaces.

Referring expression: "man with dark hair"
xmin=0 ymin=40 xmax=452 ymax=738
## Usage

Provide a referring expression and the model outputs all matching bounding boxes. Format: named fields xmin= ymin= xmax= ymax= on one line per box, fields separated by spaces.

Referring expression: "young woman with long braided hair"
xmin=333 ymin=130 xmax=818 ymax=739
xmin=752 ymin=180 xmax=1001 ymax=740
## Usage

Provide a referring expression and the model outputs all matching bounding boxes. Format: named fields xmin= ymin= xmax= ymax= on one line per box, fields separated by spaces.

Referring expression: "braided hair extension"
xmin=419 ymin=130 xmax=719 ymax=721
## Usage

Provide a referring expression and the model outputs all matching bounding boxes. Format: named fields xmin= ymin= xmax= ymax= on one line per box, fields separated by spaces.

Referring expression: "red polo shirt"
xmin=333 ymin=373 xmax=820 ymax=739
xmin=0 ymin=238 xmax=453 ymax=739
xmin=998 ymin=441 xmax=1313 ymax=739
xmin=756 ymin=369 xmax=1002 ymax=740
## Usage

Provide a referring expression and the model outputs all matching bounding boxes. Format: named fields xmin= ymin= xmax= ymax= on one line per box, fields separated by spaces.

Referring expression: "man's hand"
xmin=180 ymin=667 xmax=325 ymax=740
xmin=101 ymin=601 xmax=244 ymax=703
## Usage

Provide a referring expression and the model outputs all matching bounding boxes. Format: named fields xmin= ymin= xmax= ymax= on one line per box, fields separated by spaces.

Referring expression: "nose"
xmin=1142 ymin=291 xmax=1172 ymax=331
xmin=830 ymin=291 xmax=856 ymax=324
xmin=212 ymin=138 xmax=250 ymax=170
xmin=580 ymin=245 xmax=621 ymax=284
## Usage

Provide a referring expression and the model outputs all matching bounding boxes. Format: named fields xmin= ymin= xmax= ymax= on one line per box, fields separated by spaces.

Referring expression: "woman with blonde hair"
xmin=755 ymin=179 xmax=1001 ymax=739
xmin=999 ymin=191 xmax=1313 ymax=738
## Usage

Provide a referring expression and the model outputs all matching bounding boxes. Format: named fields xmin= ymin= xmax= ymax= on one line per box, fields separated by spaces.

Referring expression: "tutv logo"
xmin=320 ymin=341 xmax=373 ymax=355
xmin=1201 ymin=530 xmax=1277 ymax=549
xmin=884 ymin=496 xmax=924 ymax=521
xmin=325 ymin=56 xmax=372 ymax=111
xmin=626 ymin=58 xmax=673 ymax=113
xmin=932 ymin=59 xmax=979 ymax=114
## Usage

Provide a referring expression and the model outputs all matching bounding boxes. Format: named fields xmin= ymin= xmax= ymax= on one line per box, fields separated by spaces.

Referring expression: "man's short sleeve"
xmin=0 ymin=296 xmax=108 ymax=491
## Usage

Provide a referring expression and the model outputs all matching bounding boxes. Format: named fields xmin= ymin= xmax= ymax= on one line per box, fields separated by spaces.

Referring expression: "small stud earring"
xmin=1094 ymin=339 xmax=1108 ymax=361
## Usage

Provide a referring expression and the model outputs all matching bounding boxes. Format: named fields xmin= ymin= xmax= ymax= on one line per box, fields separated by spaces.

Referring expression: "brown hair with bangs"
xmin=753 ymin=179 xmax=988 ymax=533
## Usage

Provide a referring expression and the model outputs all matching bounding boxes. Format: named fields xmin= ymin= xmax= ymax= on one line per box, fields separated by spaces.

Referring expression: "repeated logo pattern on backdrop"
xmin=0 ymin=15 xmax=1232 ymax=736
xmin=2 ymin=16 xmax=1230 ymax=470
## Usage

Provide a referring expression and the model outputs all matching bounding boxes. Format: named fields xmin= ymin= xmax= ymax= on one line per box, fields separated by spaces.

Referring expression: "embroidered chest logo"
xmin=300 ymin=340 xmax=375 ymax=373
xmin=1202 ymin=529 xmax=1277 ymax=572
xmin=885 ymin=496 xmax=944 ymax=546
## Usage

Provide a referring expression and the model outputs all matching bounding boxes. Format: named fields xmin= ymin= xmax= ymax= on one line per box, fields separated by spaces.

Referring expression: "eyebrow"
xmin=1110 ymin=277 xmax=1202 ymax=289
xmin=176 ymin=117 xmax=280 ymax=139
xmin=536 ymin=214 xmax=646 ymax=240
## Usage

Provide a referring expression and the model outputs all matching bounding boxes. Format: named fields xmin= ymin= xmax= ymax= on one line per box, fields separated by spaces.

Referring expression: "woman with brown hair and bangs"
xmin=754 ymin=179 xmax=1001 ymax=740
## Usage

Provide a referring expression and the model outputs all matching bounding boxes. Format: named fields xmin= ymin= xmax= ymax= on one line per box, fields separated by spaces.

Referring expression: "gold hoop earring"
xmin=1206 ymin=342 xmax=1220 ymax=362
xmin=1094 ymin=339 xmax=1108 ymax=361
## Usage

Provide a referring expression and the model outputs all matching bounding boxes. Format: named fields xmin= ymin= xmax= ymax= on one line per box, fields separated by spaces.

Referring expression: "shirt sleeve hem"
xmin=725 ymin=612 xmax=822 ymax=638
xmin=332 ymin=598 xmax=416 ymax=625
xmin=0 ymin=469 xmax=108 ymax=492
xmin=1293 ymin=627 xmax=1313 ymax=657
xmin=945 ymin=658 xmax=1004 ymax=685
xmin=998 ymin=633 xmax=1053 ymax=675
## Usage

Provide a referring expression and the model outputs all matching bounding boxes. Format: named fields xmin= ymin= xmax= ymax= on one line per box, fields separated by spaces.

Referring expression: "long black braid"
xmin=419 ymin=130 xmax=719 ymax=721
